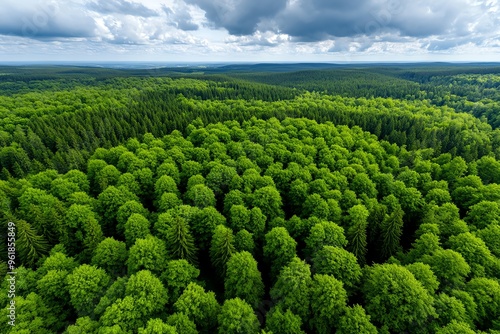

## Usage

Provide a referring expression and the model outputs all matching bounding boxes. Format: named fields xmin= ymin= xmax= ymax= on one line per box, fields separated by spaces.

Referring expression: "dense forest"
xmin=1 ymin=64 xmax=500 ymax=333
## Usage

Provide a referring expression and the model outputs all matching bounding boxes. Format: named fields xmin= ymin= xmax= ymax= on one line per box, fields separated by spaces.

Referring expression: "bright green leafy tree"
xmin=225 ymin=251 xmax=264 ymax=309
xmin=217 ymin=298 xmax=260 ymax=334
xmin=363 ymin=263 xmax=437 ymax=333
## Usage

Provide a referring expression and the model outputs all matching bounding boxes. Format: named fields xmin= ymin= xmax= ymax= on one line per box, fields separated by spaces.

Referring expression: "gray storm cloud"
xmin=188 ymin=0 xmax=478 ymax=46
xmin=185 ymin=0 xmax=288 ymax=35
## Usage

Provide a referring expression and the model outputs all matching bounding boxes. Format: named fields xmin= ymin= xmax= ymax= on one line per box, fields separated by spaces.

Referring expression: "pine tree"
xmin=345 ymin=205 xmax=368 ymax=265
xmin=381 ymin=207 xmax=404 ymax=258
xmin=210 ymin=225 xmax=236 ymax=277
xmin=165 ymin=216 xmax=198 ymax=265
xmin=15 ymin=219 xmax=50 ymax=267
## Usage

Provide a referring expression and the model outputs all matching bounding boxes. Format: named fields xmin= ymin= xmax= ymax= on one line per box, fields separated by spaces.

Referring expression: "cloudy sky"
xmin=0 ymin=0 xmax=499 ymax=62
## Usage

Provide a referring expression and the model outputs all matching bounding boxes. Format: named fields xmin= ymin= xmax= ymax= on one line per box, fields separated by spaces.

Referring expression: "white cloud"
xmin=0 ymin=0 xmax=498 ymax=61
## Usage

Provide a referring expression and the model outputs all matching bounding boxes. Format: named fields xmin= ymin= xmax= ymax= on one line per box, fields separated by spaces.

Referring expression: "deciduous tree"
xmin=225 ymin=251 xmax=264 ymax=309
xmin=174 ymin=283 xmax=220 ymax=333
xmin=67 ymin=264 xmax=110 ymax=317
xmin=363 ymin=263 xmax=437 ymax=333
xmin=127 ymin=235 xmax=169 ymax=276
xmin=309 ymin=274 xmax=347 ymax=334
xmin=91 ymin=237 xmax=128 ymax=277
xmin=124 ymin=213 xmax=151 ymax=247
xmin=218 ymin=298 xmax=260 ymax=334
xmin=312 ymin=246 xmax=362 ymax=292
xmin=305 ymin=221 xmax=347 ymax=258
xmin=270 ymin=257 xmax=311 ymax=321
xmin=265 ymin=306 xmax=305 ymax=334
xmin=160 ymin=259 xmax=200 ymax=302
xmin=264 ymin=227 xmax=297 ymax=280
xmin=336 ymin=305 xmax=377 ymax=334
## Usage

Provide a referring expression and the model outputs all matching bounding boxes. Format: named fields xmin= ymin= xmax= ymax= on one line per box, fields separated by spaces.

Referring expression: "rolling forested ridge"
xmin=1 ymin=63 xmax=500 ymax=333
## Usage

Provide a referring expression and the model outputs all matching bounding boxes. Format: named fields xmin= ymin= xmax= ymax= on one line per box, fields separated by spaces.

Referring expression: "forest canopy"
xmin=1 ymin=64 xmax=500 ymax=333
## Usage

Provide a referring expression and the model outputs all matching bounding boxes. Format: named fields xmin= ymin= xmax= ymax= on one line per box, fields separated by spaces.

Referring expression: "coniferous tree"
xmin=14 ymin=219 xmax=49 ymax=267
xmin=210 ymin=224 xmax=236 ymax=277
xmin=165 ymin=216 xmax=198 ymax=265
xmin=380 ymin=207 xmax=404 ymax=259
xmin=347 ymin=205 xmax=369 ymax=266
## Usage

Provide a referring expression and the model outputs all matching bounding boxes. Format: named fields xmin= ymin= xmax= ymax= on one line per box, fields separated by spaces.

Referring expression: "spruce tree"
xmin=165 ymin=216 xmax=198 ymax=265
